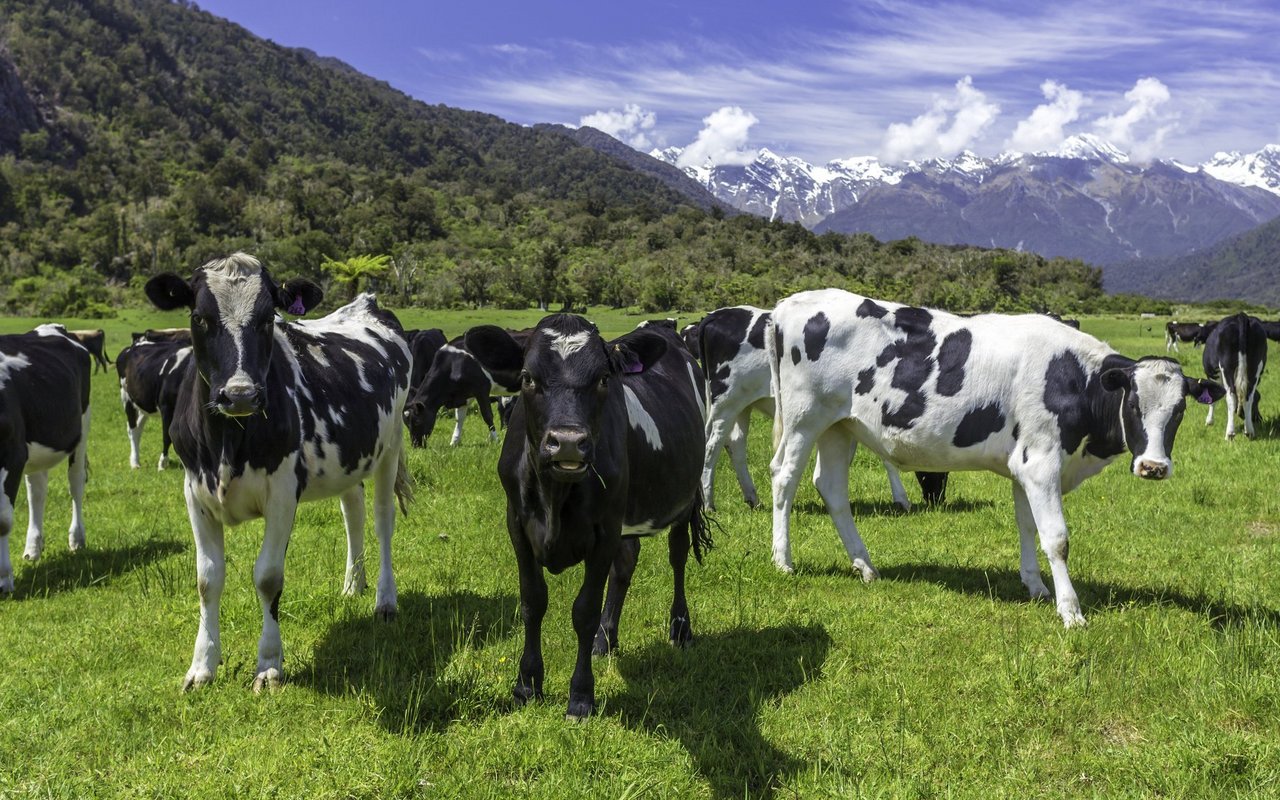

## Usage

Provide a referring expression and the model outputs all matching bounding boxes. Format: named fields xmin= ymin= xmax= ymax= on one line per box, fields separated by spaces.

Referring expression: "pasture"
xmin=2 ymin=307 xmax=1279 ymax=798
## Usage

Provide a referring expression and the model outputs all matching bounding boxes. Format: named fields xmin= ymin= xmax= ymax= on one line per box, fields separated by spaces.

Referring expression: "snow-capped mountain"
xmin=651 ymin=139 xmax=1280 ymax=265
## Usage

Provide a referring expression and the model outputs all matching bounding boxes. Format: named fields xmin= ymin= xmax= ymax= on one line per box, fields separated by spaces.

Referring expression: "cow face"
xmin=467 ymin=315 xmax=666 ymax=483
xmin=403 ymin=349 xmax=454 ymax=446
xmin=145 ymin=253 xmax=321 ymax=418
xmin=1100 ymin=357 xmax=1224 ymax=479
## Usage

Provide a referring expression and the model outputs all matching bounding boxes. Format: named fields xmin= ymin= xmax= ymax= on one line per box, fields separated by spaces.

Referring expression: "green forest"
xmin=0 ymin=0 xmax=1158 ymax=318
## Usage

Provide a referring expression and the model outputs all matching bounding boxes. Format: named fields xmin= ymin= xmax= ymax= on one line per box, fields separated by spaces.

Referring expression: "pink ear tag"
xmin=623 ymin=358 xmax=644 ymax=374
xmin=287 ymin=294 xmax=306 ymax=315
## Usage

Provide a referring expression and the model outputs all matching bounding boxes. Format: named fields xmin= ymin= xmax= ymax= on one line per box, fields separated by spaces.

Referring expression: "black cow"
xmin=404 ymin=328 xmax=447 ymax=393
xmin=1166 ymin=321 xmax=1216 ymax=352
xmin=116 ymin=338 xmax=191 ymax=470
xmin=1259 ymin=320 xmax=1280 ymax=343
xmin=0 ymin=325 xmax=91 ymax=592
xmin=69 ymin=329 xmax=111 ymax=372
xmin=1202 ymin=312 xmax=1268 ymax=439
xmin=132 ymin=327 xmax=193 ymax=345
xmin=466 ymin=315 xmax=709 ymax=719
xmin=404 ymin=332 xmax=525 ymax=447
xmin=145 ymin=252 xmax=413 ymax=691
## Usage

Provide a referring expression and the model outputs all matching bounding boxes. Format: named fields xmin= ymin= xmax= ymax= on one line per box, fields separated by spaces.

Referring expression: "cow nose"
xmin=1135 ymin=459 xmax=1169 ymax=480
xmin=216 ymin=384 xmax=262 ymax=416
xmin=542 ymin=427 xmax=591 ymax=468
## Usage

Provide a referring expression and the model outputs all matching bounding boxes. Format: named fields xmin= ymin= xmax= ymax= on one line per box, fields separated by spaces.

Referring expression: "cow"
xmin=404 ymin=328 xmax=447 ymax=393
xmin=1201 ymin=312 xmax=1268 ymax=439
xmin=115 ymin=337 xmax=192 ymax=470
xmin=465 ymin=314 xmax=709 ymax=719
xmin=68 ymin=329 xmax=111 ymax=373
xmin=1165 ymin=321 xmax=1215 ymax=352
xmin=132 ymin=327 xmax=192 ymax=345
xmin=144 ymin=252 xmax=413 ymax=691
xmin=403 ymin=332 xmax=525 ymax=448
xmin=697 ymin=304 xmax=947 ymax=511
xmin=0 ymin=324 xmax=91 ymax=593
xmin=1259 ymin=320 xmax=1280 ymax=343
xmin=766 ymin=288 xmax=1224 ymax=628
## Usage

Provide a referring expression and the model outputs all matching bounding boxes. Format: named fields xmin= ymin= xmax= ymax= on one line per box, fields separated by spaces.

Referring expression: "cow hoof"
xmin=512 ymin=683 xmax=542 ymax=706
xmin=68 ymin=534 xmax=85 ymax=552
xmin=1025 ymin=582 xmax=1052 ymax=601
xmin=773 ymin=558 xmax=795 ymax=574
xmin=130 ymin=463 xmax=141 ymax=470
xmin=591 ymin=629 xmax=617 ymax=657
xmin=22 ymin=544 xmax=42 ymax=561
xmin=565 ymin=699 xmax=595 ymax=721
xmin=374 ymin=603 xmax=398 ymax=622
xmin=182 ymin=668 xmax=216 ymax=692
xmin=343 ymin=572 xmax=367 ymax=596
xmin=1059 ymin=608 xmax=1088 ymax=628
xmin=252 ymin=668 xmax=283 ymax=693
xmin=0 ymin=576 xmax=13 ymax=595
xmin=853 ymin=559 xmax=879 ymax=583
xmin=669 ymin=616 xmax=693 ymax=648
xmin=744 ymin=494 xmax=760 ymax=510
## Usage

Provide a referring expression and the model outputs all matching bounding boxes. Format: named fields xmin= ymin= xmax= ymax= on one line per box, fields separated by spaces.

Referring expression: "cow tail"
xmin=393 ymin=444 xmax=414 ymax=516
xmin=689 ymin=487 xmax=713 ymax=564
xmin=765 ymin=315 xmax=784 ymax=452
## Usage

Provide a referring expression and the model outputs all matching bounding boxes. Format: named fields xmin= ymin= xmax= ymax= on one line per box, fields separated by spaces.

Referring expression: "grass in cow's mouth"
xmin=1 ymin=309 xmax=1277 ymax=798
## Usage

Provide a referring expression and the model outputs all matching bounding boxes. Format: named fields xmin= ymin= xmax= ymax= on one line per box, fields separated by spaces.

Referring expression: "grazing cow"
xmin=466 ymin=314 xmax=709 ymax=719
xmin=1165 ymin=321 xmax=1216 ymax=352
xmin=403 ymin=332 xmax=525 ymax=448
xmin=132 ymin=327 xmax=192 ymax=345
xmin=697 ymin=304 xmax=947 ymax=510
xmin=767 ymin=289 xmax=1224 ymax=628
xmin=0 ymin=325 xmax=91 ymax=592
xmin=404 ymin=328 xmax=447 ymax=392
xmin=68 ymin=329 xmax=111 ymax=373
xmin=144 ymin=253 xmax=412 ymax=691
xmin=1259 ymin=320 xmax=1280 ymax=343
xmin=1201 ymin=313 xmax=1268 ymax=439
xmin=115 ymin=337 xmax=192 ymax=469
xmin=679 ymin=320 xmax=702 ymax=356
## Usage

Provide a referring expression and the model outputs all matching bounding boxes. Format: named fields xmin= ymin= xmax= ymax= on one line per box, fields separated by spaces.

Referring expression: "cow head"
xmin=145 ymin=253 xmax=322 ymax=418
xmin=467 ymin=315 xmax=667 ymax=482
xmin=403 ymin=346 xmax=456 ymax=447
xmin=1100 ymin=357 xmax=1224 ymax=479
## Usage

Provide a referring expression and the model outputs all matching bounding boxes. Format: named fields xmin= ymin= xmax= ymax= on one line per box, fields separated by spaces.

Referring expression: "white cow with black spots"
xmin=768 ymin=288 xmax=1224 ymax=627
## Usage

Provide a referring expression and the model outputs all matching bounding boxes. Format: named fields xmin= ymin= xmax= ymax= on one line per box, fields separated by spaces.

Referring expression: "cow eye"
xmin=191 ymin=314 xmax=209 ymax=331
xmin=521 ymin=371 xmax=537 ymax=391
xmin=598 ymin=375 xmax=609 ymax=390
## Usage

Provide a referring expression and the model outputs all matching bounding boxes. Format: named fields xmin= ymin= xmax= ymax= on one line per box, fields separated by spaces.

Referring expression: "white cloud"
xmin=881 ymin=76 xmax=1000 ymax=162
xmin=579 ymin=104 xmax=658 ymax=149
xmin=1092 ymin=77 xmax=1177 ymax=160
xmin=1006 ymin=80 xmax=1088 ymax=153
xmin=676 ymin=106 xmax=759 ymax=168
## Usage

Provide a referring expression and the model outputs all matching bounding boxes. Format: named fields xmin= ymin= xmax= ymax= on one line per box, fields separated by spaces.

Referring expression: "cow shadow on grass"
xmin=879 ymin=562 xmax=1280 ymax=629
xmin=793 ymin=496 xmax=997 ymax=518
xmin=607 ymin=623 xmax=831 ymax=799
xmin=299 ymin=589 xmax=516 ymax=733
xmin=8 ymin=537 xmax=184 ymax=600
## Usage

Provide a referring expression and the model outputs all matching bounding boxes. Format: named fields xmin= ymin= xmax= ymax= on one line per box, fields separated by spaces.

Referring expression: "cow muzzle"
xmin=541 ymin=426 xmax=592 ymax=480
xmin=215 ymin=383 xmax=264 ymax=417
xmin=1133 ymin=458 xmax=1170 ymax=480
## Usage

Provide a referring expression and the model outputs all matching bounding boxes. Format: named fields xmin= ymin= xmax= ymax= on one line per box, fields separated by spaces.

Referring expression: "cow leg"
xmin=66 ymin=411 xmax=89 ymax=551
xmin=371 ymin=452 xmax=399 ymax=620
xmin=339 ymin=483 xmax=367 ymax=596
xmin=593 ymin=537 xmax=639 ymax=656
xmin=667 ymin=518 xmax=694 ymax=647
xmin=21 ymin=471 xmax=49 ymax=561
xmin=770 ymin=428 xmax=818 ymax=573
xmin=1204 ymin=395 xmax=1216 ymax=426
xmin=450 ymin=407 xmax=467 ymax=447
xmin=726 ymin=412 xmax=759 ymax=508
xmin=1223 ymin=381 xmax=1239 ymax=440
xmin=510 ymin=514 xmax=547 ymax=705
xmin=813 ymin=428 xmax=878 ymax=582
xmin=702 ymin=402 xmax=756 ymax=511
xmin=881 ymin=460 xmax=912 ymax=511
xmin=477 ymin=396 xmax=499 ymax=443
xmin=0 ymin=486 xmax=14 ymax=594
xmin=1016 ymin=476 xmax=1084 ymax=627
xmin=567 ymin=540 xmax=613 ymax=720
xmin=158 ymin=403 xmax=174 ymax=470
xmin=252 ymin=500 xmax=297 ymax=692
xmin=183 ymin=478 xmax=225 ymax=690
xmin=1011 ymin=482 xmax=1051 ymax=600
xmin=123 ymin=394 xmax=145 ymax=470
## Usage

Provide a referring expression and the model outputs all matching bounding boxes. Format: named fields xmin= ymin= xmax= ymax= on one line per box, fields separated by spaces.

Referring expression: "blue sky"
xmin=197 ymin=0 xmax=1280 ymax=166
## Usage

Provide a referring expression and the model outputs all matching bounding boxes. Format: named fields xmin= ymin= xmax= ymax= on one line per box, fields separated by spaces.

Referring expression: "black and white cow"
xmin=1201 ymin=312 xmax=1268 ymax=440
xmin=145 ymin=253 xmax=413 ymax=691
xmin=404 ymin=328 xmax=447 ymax=393
xmin=697 ymin=304 xmax=947 ymax=510
xmin=116 ymin=337 xmax=192 ymax=470
xmin=1259 ymin=320 xmax=1280 ymax=343
xmin=132 ymin=327 xmax=192 ymax=345
xmin=0 ymin=325 xmax=91 ymax=592
xmin=69 ymin=329 xmax=111 ymax=373
xmin=767 ymin=289 xmax=1224 ymax=628
xmin=466 ymin=314 xmax=709 ymax=719
xmin=403 ymin=332 xmax=525 ymax=448
xmin=1166 ymin=321 xmax=1216 ymax=352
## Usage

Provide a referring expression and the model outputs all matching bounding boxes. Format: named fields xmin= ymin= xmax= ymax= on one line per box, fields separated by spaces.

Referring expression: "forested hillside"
xmin=0 ymin=0 xmax=1121 ymax=317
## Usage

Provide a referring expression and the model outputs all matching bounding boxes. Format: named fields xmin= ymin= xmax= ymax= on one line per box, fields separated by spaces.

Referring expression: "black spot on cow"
xmin=710 ymin=364 xmax=732 ymax=400
xmin=803 ymin=312 xmax=830 ymax=362
xmin=953 ymin=402 xmax=1006 ymax=447
xmin=882 ymin=392 xmax=928 ymax=429
xmin=747 ymin=312 xmax=770 ymax=349
xmin=893 ymin=306 xmax=933 ymax=334
xmin=891 ymin=356 xmax=932 ymax=393
xmin=1044 ymin=351 xmax=1090 ymax=455
xmin=856 ymin=299 xmax=887 ymax=318
xmin=855 ymin=367 xmax=876 ymax=395
xmin=1011 ymin=423 xmax=1020 ymax=441
xmin=791 ymin=346 xmax=801 ymax=365
xmin=935 ymin=329 xmax=972 ymax=396
xmin=875 ymin=343 xmax=897 ymax=368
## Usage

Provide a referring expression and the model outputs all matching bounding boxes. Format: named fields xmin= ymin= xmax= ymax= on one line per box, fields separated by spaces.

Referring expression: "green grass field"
xmin=2 ymin=307 xmax=1278 ymax=799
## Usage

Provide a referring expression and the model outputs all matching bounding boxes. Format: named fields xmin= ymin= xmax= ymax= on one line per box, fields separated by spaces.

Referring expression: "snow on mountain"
xmin=1039 ymin=133 xmax=1130 ymax=164
xmin=1202 ymin=145 xmax=1280 ymax=196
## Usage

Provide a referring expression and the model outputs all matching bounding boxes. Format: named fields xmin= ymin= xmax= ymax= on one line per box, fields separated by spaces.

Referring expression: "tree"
xmin=320 ymin=253 xmax=392 ymax=301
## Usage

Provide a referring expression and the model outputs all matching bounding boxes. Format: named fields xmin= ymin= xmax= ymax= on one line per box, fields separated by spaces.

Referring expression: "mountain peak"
xmin=1039 ymin=134 xmax=1129 ymax=163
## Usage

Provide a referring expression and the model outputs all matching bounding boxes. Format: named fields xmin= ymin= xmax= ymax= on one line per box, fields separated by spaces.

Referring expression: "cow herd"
xmin=2 ymin=251 xmax=1277 ymax=720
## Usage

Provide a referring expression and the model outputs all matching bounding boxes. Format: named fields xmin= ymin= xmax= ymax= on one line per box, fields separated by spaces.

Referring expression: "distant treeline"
xmin=0 ymin=0 xmax=1159 ymax=318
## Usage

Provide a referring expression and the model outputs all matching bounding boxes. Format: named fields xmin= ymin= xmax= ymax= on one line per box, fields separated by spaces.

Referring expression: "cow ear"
xmin=609 ymin=330 xmax=668 ymax=375
xmin=277 ymin=278 xmax=323 ymax=316
xmin=1185 ymin=377 xmax=1226 ymax=405
xmin=465 ymin=325 xmax=525 ymax=374
xmin=145 ymin=274 xmax=195 ymax=310
xmin=1100 ymin=368 xmax=1131 ymax=392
